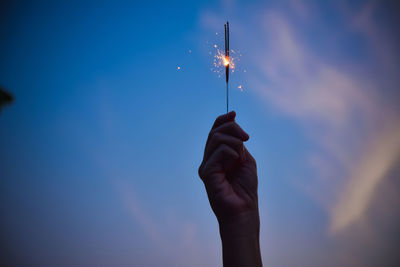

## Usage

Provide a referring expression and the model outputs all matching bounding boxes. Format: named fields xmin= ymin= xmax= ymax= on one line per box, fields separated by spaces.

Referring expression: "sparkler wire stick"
xmin=226 ymin=80 xmax=229 ymax=114
xmin=224 ymin=21 xmax=230 ymax=113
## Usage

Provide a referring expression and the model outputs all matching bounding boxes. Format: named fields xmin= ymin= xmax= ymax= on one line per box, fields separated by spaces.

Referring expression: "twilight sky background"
xmin=1 ymin=0 xmax=400 ymax=266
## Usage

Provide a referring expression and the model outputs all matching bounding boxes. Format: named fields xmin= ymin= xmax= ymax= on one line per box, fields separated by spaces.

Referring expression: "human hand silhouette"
xmin=198 ymin=111 xmax=262 ymax=267
xmin=198 ymin=111 xmax=258 ymax=225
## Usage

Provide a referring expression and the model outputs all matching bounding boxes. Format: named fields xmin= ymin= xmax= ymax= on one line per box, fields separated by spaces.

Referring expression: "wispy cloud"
xmin=331 ymin=123 xmax=400 ymax=232
xmin=249 ymin=6 xmax=400 ymax=234
xmin=200 ymin=0 xmax=400 ymax=243
xmin=113 ymin=178 xmax=215 ymax=266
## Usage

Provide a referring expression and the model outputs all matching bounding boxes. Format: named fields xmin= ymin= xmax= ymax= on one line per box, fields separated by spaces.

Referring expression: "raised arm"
xmin=198 ymin=111 xmax=262 ymax=267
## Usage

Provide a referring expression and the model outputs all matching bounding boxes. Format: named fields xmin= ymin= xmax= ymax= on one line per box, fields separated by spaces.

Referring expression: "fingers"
xmin=203 ymin=120 xmax=249 ymax=164
xmin=199 ymin=144 xmax=240 ymax=179
xmin=204 ymin=132 xmax=245 ymax=163
xmin=211 ymin=111 xmax=236 ymax=130
xmin=208 ymin=121 xmax=249 ymax=144
xmin=199 ymin=111 xmax=251 ymax=180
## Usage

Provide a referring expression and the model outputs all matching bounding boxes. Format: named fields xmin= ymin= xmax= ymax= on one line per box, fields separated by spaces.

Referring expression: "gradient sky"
xmin=1 ymin=1 xmax=400 ymax=266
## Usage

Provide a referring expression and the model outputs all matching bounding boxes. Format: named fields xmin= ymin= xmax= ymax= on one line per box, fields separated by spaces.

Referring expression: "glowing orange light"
xmin=214 ymin=49 xmax=235 ymax=70
xmin=223 ymin=56 xmax=229 ymax=66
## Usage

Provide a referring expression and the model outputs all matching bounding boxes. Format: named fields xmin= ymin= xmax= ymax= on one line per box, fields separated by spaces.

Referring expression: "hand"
xmin=198 ymin=111 xmax=258 ymax=225
xmin=198 ymin=111 xmax=262 ymax=267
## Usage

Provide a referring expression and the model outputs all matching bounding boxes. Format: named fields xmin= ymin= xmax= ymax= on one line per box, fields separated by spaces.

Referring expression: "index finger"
xmin=211 ymin=111 xmax=236 ymax=130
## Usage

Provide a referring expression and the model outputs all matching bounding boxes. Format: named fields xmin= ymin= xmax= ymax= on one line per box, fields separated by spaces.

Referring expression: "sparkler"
xmin=224 ymin=21 xmax=230 ymax=113
xmin=211 ymin=21 xmax=240 ymax=111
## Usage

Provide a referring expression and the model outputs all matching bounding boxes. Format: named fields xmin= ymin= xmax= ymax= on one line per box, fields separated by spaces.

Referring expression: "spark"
xmin=177 ymin=66 xmax=181 ymax=70
xmin=208 ymin=21 xmax=244 ymax=111
xmin=213 ymin=49 xmax=235 ymax=70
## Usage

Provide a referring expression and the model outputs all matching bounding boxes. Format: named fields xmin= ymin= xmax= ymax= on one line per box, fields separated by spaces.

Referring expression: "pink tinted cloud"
xmin=200 ymin=0 xmax=400 ymax=235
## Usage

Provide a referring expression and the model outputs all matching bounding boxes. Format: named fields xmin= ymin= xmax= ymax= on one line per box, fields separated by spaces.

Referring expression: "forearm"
xmin=219 ymin=211 xmax=262 ymax=267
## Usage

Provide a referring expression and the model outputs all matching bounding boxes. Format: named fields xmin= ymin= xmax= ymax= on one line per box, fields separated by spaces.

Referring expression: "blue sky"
xmin=1 ymin=1 xmax=400 ymax=266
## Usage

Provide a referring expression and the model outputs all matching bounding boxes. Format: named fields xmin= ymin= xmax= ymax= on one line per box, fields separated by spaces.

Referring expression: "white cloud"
xmin=201 ymin=1 xmax=400 ymax=234
xmin=331 ymin=123 xmax=400 ymax=232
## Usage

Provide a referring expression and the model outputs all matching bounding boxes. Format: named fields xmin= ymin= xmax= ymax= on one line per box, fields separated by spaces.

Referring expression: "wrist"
xmin=218 ymin=210 xmax=262 ymax=267
xmin=219 ymin=210 xmax=260 ymax=241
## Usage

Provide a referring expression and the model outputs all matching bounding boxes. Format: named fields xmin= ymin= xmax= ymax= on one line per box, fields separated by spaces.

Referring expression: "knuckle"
xmin=229 ymin=122 xmax=242 ymax=134
xmin=198 ymin=164 xmax=204 ymax=178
